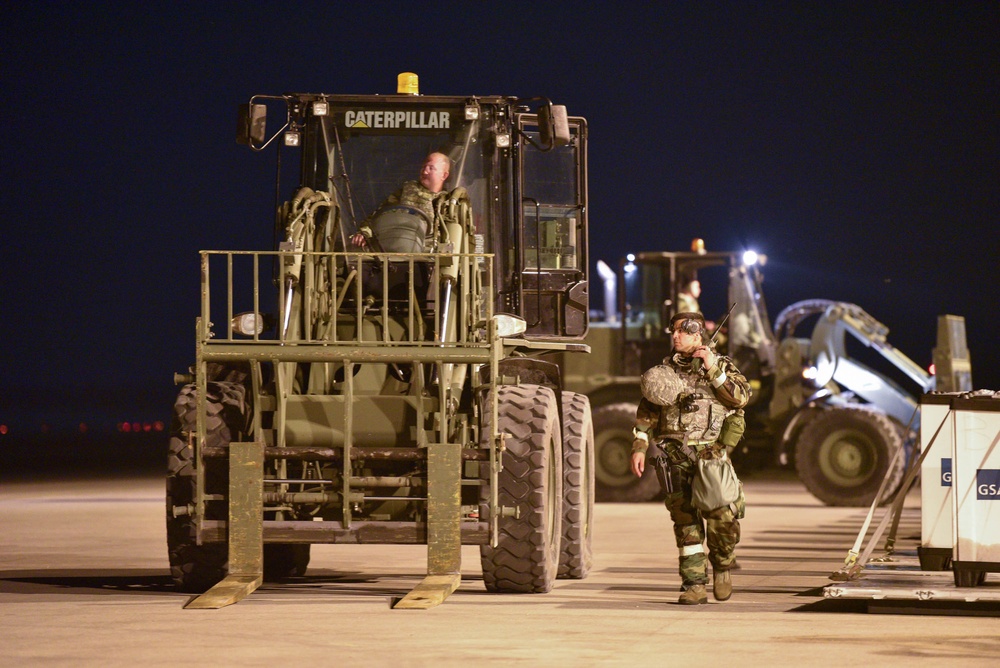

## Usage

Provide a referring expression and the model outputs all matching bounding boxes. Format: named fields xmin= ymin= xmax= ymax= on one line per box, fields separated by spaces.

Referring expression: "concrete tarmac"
xmin=2 ymin=470 xmax=998 ymax=667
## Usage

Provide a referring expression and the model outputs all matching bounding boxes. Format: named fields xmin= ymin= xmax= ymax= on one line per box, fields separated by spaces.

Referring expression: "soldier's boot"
xmin=713 ymin=569 xmax=732 ymax=601
xmin=678 ymin=584 xmax=708 ymax=605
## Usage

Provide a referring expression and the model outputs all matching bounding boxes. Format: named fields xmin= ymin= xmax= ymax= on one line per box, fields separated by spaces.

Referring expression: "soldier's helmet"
xmin=640 ymin=364 xmax=686 ymax=406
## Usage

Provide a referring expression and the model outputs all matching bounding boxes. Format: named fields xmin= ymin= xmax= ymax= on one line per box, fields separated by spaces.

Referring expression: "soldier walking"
xmin=630 ymin=311 xmax=751 ymax=604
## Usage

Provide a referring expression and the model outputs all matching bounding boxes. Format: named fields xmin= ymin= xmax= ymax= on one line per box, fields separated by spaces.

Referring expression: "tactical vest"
xmin=371 ymin=208 xmax=428 ymax=253
xmin=645 ymin=363 xmax=730 ymax=445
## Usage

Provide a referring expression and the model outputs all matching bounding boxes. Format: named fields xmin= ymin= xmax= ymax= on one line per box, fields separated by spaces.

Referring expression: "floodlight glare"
xmin=493 ymin=313 xmax=527 ymax=337
xmin=232 ymin=312 xmax=266 ymax=336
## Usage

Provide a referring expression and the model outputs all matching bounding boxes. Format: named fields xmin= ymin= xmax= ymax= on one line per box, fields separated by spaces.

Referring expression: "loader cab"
xmin=241 ymin=93 xmax=589 ymax=341
xmin=619 ymin=249 xmax=777 ymax=396
xmin=514 ymin=114 xmax=589 ymax=339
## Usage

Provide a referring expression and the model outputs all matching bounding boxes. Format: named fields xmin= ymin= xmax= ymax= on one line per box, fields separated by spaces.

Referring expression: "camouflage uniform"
xmin=676 ymin=291 xmax=700 ymax=315
xmin=633 ymin=350 xmax=751 ymax=589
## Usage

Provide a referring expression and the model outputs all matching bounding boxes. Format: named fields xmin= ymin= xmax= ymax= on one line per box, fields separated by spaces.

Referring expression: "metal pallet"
xmin=824 ymin=550 xmax=1000 ymax=606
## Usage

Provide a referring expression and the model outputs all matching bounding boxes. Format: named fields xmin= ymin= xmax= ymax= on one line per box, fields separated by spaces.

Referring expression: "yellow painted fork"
xmin=185 ymin=441 xmax=264 ymax=609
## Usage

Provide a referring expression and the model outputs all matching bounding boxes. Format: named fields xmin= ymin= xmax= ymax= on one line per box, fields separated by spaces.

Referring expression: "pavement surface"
xmin=2 ymin=469 xmax=999 ymax=667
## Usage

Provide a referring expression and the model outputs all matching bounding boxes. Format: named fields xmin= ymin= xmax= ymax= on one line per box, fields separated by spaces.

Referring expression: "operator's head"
xmin=670 ymin=311 xmax=708 ymax=353
xmin=420 ymin=152 xmax=450 ymax=193
xmin=684 ymin=279 xmax=701 ymax=299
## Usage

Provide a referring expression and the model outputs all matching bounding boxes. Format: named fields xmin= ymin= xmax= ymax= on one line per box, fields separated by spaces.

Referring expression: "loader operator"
xmin=630 ymin=311 xmax=751 ymax=605
xmin=677 ymin=278 xmax=702 ymax=315
xmin=351 ymin=152 xmax=451 ymax=253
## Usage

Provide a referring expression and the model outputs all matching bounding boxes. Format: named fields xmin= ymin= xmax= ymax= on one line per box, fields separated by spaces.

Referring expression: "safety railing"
xmin=198 ymin=250 xmax=494 ymax=351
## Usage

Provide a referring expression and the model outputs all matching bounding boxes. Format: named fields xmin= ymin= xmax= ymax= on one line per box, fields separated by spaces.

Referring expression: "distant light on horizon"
xmin=118 ymin=420 xmax=165 ymax=433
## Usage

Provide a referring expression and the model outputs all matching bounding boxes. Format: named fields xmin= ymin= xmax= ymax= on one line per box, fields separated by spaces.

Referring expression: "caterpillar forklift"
xmin=562 ymin=242 xmax=971 ymax=506
xmin=167 ymin=74 xmax=594 ymax=609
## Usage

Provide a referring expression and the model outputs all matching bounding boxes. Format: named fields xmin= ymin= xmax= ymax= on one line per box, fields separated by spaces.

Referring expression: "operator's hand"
xmin=350 ymin=232 xmax=368 ymax=248
xmin=692 ymin=346 xmax=717 ymax=371
xmin=630 ymin=451 xmax=645 ymax=478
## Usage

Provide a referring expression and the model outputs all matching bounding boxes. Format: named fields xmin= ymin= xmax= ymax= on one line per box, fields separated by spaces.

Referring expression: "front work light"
xmin=232 ymin=312 xmax=266 ymax=337
xmin=493 ymin=314 xmax=527 ymax=338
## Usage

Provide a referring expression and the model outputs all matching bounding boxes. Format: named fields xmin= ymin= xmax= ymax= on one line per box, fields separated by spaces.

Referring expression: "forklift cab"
xmin=619 ymin=246 xmax=777 ymax=393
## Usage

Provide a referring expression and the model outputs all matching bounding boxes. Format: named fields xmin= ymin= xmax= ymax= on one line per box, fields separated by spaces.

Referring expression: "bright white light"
xmin=626 ymin=253 xmax=635 ymax=262
xmin=596 ymin=260 xmax=615 ymax=280
xmin=743 ymin=250 xmax=758 ymax=266
xmin=232 ymin=312 xmax=265 ymax=336
xmin=494 ymin=313 xmax=527 ymax=337
xmin=284 ymin=131 xmax=301 ymax=147
xmin=813 ymin=352 xmax=835 ymax=387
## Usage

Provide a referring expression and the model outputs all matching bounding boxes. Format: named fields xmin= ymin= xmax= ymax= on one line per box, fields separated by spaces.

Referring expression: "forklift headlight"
xmin=284 ymin=131 xmax=301 ymax=147
xmin=494 ymin=314 xmax=527 ymax=337
xmin=743 ymin=250 xmax=758 ymax=266
xmin=232 ymin=312 xmax=266 ymax=337
xmin=812 ymin=352 xmax=835 ymax=387
xmin=495 ymin=133 xmax=511 ymax=148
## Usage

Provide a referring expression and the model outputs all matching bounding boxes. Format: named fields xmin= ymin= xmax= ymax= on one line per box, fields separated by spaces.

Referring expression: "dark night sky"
xmin=2 ymin=2 xmax=997 ymax=434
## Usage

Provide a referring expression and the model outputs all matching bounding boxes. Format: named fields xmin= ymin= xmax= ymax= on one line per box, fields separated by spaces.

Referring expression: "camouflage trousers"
xmin=659 ymin=445 xmax=741 ymax=586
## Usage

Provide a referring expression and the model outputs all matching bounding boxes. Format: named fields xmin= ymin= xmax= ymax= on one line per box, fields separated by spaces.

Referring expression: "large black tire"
xmin=593 ymin=403 xmax=661 ymax=502
xmin=558 ymin=391 xmax=594 ymax=579
xmin=166 ymin=382 xmax=245 ymax=593
xmin=794 ymin=405 xmax=906 ymax=507
xmin=167 ymin=382 xmax=311 ymax=591
xmin=479 ymin=385 xmax=563 ymax=593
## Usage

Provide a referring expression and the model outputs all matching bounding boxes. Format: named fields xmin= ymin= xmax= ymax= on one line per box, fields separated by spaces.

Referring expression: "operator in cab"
xmin=678 ymin=276 xmax=721 ymax=329
xmin=351 ymin=152 xmax=451 ymax=253
xmin=677 ymin=278 xmax=703 ymax=315
xmin=630 ymin=311 xmax=751 ymax=605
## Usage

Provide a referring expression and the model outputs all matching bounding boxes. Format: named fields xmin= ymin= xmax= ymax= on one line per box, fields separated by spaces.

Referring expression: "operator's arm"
xmin=352 ymin=185 xmax=405 ymax=248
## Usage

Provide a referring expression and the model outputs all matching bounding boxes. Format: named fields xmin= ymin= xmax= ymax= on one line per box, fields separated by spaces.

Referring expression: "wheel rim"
xmin=595 ymin=430 xmax=634 ymax=486
xmin=817 ymin=428 xmax=877 ymax=488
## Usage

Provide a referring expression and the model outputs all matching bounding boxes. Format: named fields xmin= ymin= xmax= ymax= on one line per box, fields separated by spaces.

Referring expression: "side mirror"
xmin=237 ymin=103 xmax=267 ymax=146
xmin=538 ymin=104 xmax=570 ymax=149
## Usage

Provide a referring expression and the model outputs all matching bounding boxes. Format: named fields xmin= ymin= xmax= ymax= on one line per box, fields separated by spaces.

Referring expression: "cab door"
xmin=515 ymin=114 xmax=589 ymax=339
